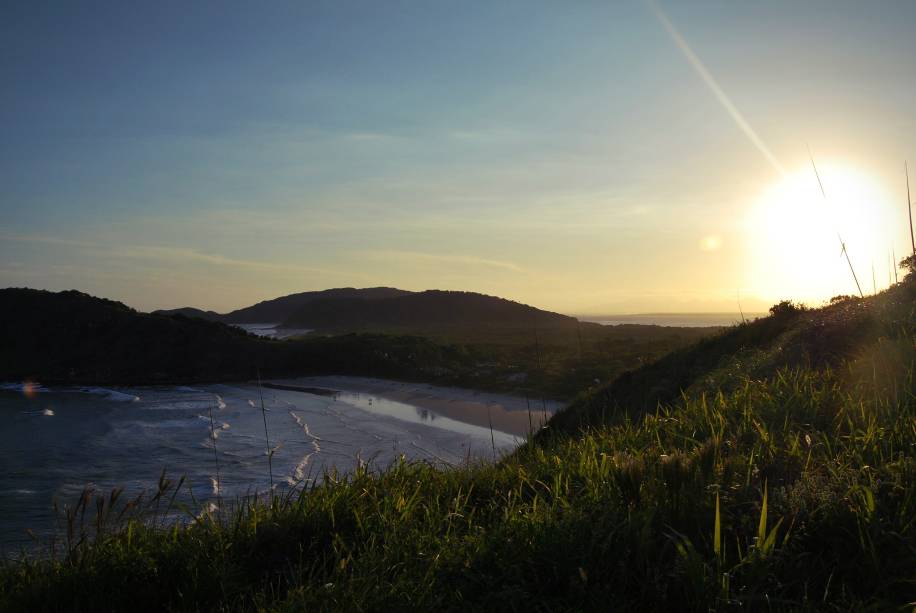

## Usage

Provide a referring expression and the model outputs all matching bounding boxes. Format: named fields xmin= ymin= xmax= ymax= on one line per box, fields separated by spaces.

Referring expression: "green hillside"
xmin=1 ymin=278 xmax=914 ymax=611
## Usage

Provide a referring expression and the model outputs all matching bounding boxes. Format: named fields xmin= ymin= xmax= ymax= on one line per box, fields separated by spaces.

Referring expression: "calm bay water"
xmin=0 ymin=384 xmax=519 ymax=555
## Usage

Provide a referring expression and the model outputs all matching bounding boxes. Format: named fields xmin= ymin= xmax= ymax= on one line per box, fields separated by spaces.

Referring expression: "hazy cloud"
xmin=366 ymin=250 xmax=525 ymax=274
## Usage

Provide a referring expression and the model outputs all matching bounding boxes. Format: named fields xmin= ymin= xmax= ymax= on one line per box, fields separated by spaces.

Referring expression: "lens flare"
xmin=22 ymin=380 xmax=39 ymax=399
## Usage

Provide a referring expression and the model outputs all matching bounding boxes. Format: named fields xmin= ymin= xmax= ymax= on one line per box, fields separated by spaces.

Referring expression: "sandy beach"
xmin=266 ymin=376 xmax=564 ymax=437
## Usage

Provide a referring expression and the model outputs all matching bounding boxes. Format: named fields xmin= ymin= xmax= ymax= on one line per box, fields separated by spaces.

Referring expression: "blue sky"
xmin=3 ymin=1 xmax=916 ymax=313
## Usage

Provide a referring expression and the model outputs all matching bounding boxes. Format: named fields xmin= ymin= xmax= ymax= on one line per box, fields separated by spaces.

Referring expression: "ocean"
xmin=0 ymin=383 xmax=520 ymax=555
xmin=579 ymin=312 xmax=765 ymax=328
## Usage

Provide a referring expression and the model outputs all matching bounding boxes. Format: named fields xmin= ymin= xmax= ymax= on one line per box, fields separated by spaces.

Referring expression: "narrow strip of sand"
xmin=265 ymin=376 xmax=564 ymax=437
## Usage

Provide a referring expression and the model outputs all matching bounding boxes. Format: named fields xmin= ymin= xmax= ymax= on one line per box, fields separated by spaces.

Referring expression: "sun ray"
xmin=648 ymin=0 xmax=786 ymax=177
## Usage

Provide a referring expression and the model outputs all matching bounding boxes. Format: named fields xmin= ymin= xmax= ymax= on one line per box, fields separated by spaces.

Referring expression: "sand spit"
xmin=265 ymin=376 xmax=563 ymax=437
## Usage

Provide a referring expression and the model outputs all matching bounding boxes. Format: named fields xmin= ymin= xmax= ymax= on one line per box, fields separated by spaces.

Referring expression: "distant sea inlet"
xmin=580 ymin=312 xmax=765 ymax=328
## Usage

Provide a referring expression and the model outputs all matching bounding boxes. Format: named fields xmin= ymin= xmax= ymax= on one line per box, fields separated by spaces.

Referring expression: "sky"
xmin=3 ymin=1 xmax=916 ymax=315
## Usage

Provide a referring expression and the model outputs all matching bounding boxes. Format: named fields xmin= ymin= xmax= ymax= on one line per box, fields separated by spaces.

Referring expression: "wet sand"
xmin=266 ymin=376 xmax=564 ymax=437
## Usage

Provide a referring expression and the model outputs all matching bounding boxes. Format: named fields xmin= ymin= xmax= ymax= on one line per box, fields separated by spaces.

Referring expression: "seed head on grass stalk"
xmin=906 ymin=161 xmax=914 ymax=256
xmin=525 ymin=391 xmax=533 ymax=439
xmin=809 ymin=149 xmax=864 ymax=298
xmin=713 ymin=490 xmax=722 ymax=565
xmin=207 ymin=396 xmax=222 ymax=512
xmin=892 ymin=247 xmax=898 ymax=283
xmin=257 ymin=367 xmax=274 ymax=491
xmin=487 ymin=404 xmax=496 ymax=460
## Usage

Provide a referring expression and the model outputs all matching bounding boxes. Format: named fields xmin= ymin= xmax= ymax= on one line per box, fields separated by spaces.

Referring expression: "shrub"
xmin=899 ymin=254 xmax=916 ymax=281
xmin=768 ymin=300 xmax=806 ymax=317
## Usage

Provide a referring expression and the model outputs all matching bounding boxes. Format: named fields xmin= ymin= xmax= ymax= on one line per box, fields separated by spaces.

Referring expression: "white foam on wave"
xmin=20 ymin=407 xmax=56 ymax=417
xmin=79 ymin=387 xmax=140 ymax=402
xmin=215 ymin=395 xmax=226 ymax=410
xmin=247 ymin=398 xmax=271 ymax=411
xmin=196 ymin=414 xmax=230 ymax=428
xmin=196 ymin=502 xmax=220 ymax=520
xmin=1 ymin=382 xmax=50 ymax=393
xmin=291 ymin=446 xmax=319 ymax=483
xmin=197 ymin=415 xmax=231 ymax=446
xmin=287 ymin=410 xmax=322 ymax=484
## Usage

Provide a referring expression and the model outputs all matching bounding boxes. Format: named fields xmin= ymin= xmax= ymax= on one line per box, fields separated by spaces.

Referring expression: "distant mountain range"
xmin=155 ymin=287 xmax=576 ymax=332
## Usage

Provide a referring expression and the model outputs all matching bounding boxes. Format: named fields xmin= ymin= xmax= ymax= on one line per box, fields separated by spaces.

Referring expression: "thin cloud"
xmin=0 ymin=233 xmax=97 ymax=248
xmin=110 ymin=246 xmax=359 ymax=279
xmin=367 ymin=250 xmax=525 ymax=274
xmin=1 ymin=232 xmax=365 ymax=280
xmin=342 ymin=131 xmax=397 ymax=142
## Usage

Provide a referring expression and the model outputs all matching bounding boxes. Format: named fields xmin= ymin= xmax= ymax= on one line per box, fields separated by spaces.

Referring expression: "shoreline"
xmin=1 ymin=377 xmax=565 ymax=438
xmin=266 ymin=376 xmax=564 ymax=437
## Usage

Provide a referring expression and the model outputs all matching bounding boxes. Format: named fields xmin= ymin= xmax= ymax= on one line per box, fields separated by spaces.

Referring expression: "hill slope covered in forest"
xmin=153 ymin=287 xmax=413 ymax=323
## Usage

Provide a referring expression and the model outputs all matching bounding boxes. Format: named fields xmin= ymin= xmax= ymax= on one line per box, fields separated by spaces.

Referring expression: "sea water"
xmin=580 ymin=312 xmax=765 ymax=327
xmin=0 ymin=384 xmax=520 ymax=555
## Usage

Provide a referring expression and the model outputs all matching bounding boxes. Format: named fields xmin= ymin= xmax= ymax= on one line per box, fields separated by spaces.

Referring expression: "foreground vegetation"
xmin=1 ymin=280 xmax=914 ymax=611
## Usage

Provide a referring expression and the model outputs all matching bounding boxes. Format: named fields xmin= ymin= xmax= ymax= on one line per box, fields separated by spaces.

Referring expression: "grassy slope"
xmin=1 ymin=285 xmax=914 ymax=611
xmin=549 ymin=286 xmax=914 ymax=434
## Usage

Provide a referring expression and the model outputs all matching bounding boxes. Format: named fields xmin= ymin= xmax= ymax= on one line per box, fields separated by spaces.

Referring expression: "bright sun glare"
xmin=749 ymin=163 xmax=897 ymax=303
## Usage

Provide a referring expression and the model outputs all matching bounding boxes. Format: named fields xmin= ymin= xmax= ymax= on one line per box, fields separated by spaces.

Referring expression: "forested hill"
xmin=221 ymin=287 xmax=412 ymax=323
xmin=150 ymin=306 xmax=223 ymax=321
xmin=154 ymin=287 xmax=412 ymax=324
xmin=0 ymin=287 xmax=712 ymax=397
xmin=282 ymin=289 xmax=577 ymax=331
xmin=0 ymin=288 xmax=465 ymax=385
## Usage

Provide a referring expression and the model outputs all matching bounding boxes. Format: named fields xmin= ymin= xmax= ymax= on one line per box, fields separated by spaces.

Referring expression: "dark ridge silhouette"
xmin=282 ymin=290 xmax=576 ymax=331
xmin=151 ymin=306 xmax=223 ymax=321
xmin=221 ymin=287 xmax=413 ymax=323
xmin=0 ymin=288 xmax=469 ymax=385
xmin=152 ymin=287 xmax=413 ymax=324
xmin=2 ymin=288 xmax=259 ymax=383
xmin=0 ymin=287 xmax=714 ymax=398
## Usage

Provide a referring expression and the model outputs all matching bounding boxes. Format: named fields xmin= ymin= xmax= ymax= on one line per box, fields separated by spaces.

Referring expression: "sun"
xmin=748 ymin=162 xmax=896 ymax=303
